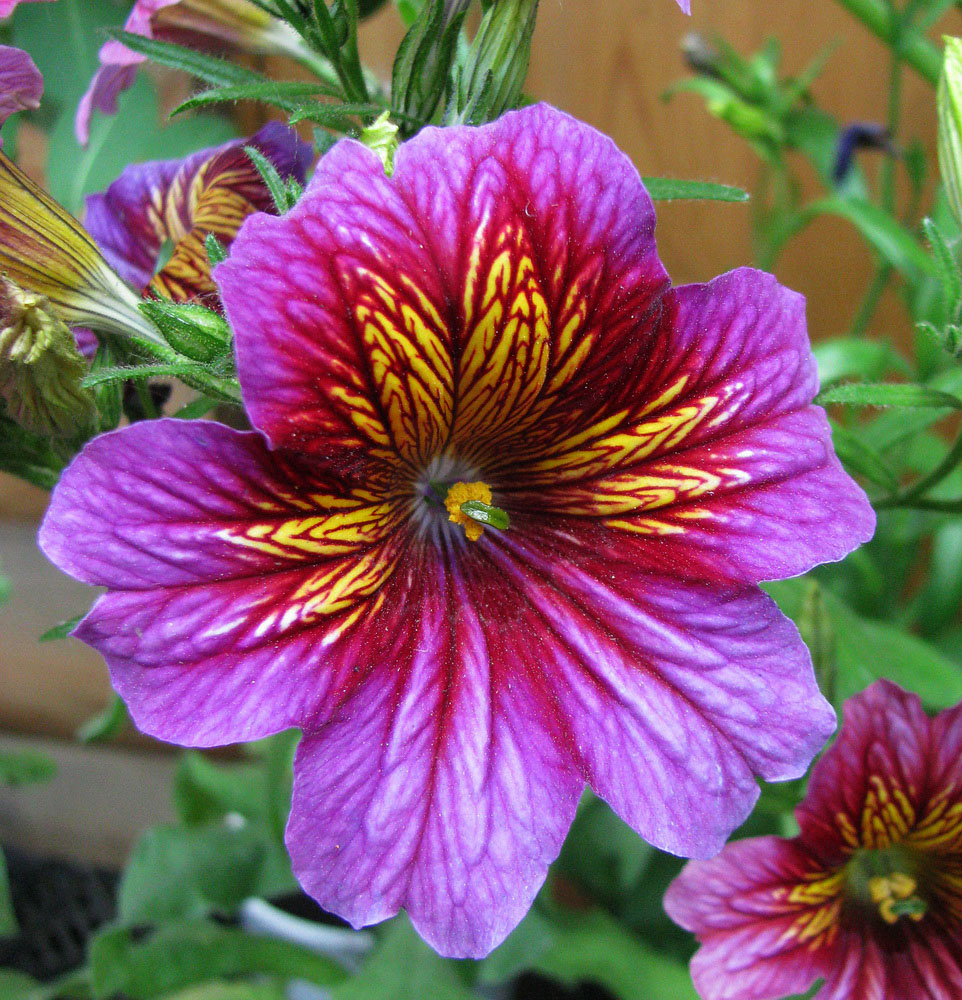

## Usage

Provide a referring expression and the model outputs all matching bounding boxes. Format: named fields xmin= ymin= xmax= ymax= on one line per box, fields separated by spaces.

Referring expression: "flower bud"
xmin=360 ymin=112 xmax=400 ymax=175
xmin=454 ymin=0 xmax=539 ymax=124
xmin=0 ymin=277 xmax=95 ymax=437
xmin=938 ymin=37 xmax=962 ymax=226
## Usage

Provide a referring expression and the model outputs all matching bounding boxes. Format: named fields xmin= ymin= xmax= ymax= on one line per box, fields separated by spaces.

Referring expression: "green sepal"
xmin=138 ymin=300 xmax=233 ymax=365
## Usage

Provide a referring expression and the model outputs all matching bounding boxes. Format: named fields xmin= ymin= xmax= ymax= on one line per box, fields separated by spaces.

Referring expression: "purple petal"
xmin=518 ymin=269 xmax=875 ymax=584
xmin=216 ymin=103 xmax=669 ymax=460
xmin=84 ymin=122 xmax=312 ymax=292
xmin=0 ymin=0 xmax=55 ymax=17
xmin=38 ymin=419 xmax=405 ymax=745
xmin=287 ymin=550 xmax=582 ymax=958
xmin=489 ymin=525 xmax=836 ymax=858
xmin=0 ymin=45 xmax=42 ymax=145
xmin=664 ymin=837 xmax=836 ymax=1000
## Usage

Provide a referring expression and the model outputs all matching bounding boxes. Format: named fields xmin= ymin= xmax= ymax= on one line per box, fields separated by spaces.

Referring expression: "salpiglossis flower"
xmin=77 ymin=0 xmax=307 ymax=144
xmin=665 ymin=680 xmax=962 ymax=1000
xmin=84 ymin=123 xmax=312 ymax=306
xmin=0 ymin=0 xmax=53 ymax=18
xmin=40 ymin=104 xmax=873 ymax=958
xmin=0 ymin=44 xmax=42 ymax=144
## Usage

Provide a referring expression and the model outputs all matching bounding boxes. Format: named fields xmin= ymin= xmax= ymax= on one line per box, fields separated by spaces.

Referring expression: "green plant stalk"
xmin=881 ymin=428 xmax=962 ymax=507
xmin=833 ymin=0 xmax=941 ymax=84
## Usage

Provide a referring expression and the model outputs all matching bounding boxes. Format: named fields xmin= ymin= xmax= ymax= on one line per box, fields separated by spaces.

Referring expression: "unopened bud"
xmin=0 ymin=277 xmax=95 ymax=437
xmin=360 ymin=112 xmax=400 ymax=175
xmin=938 ymin=37 xmax=962 ymax=226
xmin=453 ymin=0 xmax=539 ymax=124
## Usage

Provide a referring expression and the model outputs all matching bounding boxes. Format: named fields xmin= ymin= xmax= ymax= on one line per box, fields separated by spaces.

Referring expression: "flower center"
xmin=846 ymin=845 xmax=928 ymax=924
xmin=444 ymin=481 xmax=505 ymax=542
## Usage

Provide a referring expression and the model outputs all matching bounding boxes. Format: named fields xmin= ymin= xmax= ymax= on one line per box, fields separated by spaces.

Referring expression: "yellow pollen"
xmin=445 ymin=481 xmax=493 ymax=542
xmin=868 ymin=872 xmax=925 ymax=924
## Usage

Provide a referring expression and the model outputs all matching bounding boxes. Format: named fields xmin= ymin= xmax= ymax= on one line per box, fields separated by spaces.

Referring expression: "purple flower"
xmin=84 ymin=122 xmax=312 ymax=305
xmin=40 ymin=104 xmax=874 ymax=958
xmin=76 ymin=0 xmax=305 ymax=145
xmin=0 ymin=0 xmax=54 ymax=18
xmin=0 ymin=44 xmax=42 ymax=144
xmin=665 ymin=681 xmax=962 ymax=1000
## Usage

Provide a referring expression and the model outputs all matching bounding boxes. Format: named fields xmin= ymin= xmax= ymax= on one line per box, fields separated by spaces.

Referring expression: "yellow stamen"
xmin=445 ymin=481 xmax=493 ymax=542
xmin=868 ymin=872 xmax=926 ymax=924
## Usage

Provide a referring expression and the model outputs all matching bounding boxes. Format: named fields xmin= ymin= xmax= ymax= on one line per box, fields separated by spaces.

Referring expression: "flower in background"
xmin=665 ymin=680 xmax=962 ymax=1000
xmin=40 ymin=104 xmax=873 ymax=958
xmin=0 ymin=44 xmax=42 ymax=143
xmin=77 ymin=0 xmax=308 ymax=144
xmin=84 ymin=122 xmax=312 ymax=307
xmin=0 ymin=151 xmax=163 ymax=345
xmin=0 ymin=0 xmax=54 ymax=18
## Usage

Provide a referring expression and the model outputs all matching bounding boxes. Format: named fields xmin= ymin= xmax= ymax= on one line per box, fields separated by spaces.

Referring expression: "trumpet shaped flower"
xmin=40 ymin=104 xmax=873 ymax=958
xmin=84 ymin=122 xmax=312 ymax=304
xmin=665 ymin=680 xmax=962 ymax=1000
xmin=77 ymin=0 xmax=307 ymax=144
xmin=0 ymin=151 xmax=162 ymax=345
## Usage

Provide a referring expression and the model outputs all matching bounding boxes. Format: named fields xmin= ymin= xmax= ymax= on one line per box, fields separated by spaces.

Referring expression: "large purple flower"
xmin=0 ymin=44 xmax=42 ymax=143
xmin=40 ymin=104 xmax=873 ymax=958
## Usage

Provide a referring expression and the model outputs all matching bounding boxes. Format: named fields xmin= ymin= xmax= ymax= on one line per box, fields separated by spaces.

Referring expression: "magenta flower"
xmin=0 ymin=0 xmax=54 ymax=18
xmin=0 ymin=44 xmax=42 ymax=144
xmin=84 ymin=122 xmax=312 ymax=305
xmin=76 ymin=0 xmax=304 ymax=144
xmin=40 ymin=104 xmax=873 ymax=958
xmin=665 ymin=680 xmax=962 ymax=1000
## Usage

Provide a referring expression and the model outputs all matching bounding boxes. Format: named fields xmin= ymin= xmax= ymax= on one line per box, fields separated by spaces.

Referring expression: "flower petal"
xmin=217 ymin=104 xmax=669 ymax=466
xmin=84 ymin=122 xmax=311 ymax=296
xmin=518 ymin=269 xmax=874 ymax=584
xmin=797 ymin=680 xmax=934 ymax=863
xmin=487 ymin=525 xmax=836 ymax=858
xmin=664 ymin=837 xmax=839 ymax=1000
xmin=287 ymin=549 xmax=583 ymax=958
xmin=39 ymin=419 xmax=406 ymax=744
xmin=0 ymin=45 xmax=43 ymax=143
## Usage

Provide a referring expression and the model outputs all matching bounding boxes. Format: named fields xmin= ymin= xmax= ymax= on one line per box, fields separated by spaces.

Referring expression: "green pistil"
xmin=459 ymin=499 xmax=510 ymax=530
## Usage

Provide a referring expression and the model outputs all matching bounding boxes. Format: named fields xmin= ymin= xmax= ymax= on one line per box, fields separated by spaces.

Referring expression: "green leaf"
xmin=641 ymin=177 xmax=749 ymax=202
xmin=39 ymin=615 xmax=83 ymax=642
xmin=139 ymin=301 xmax=233 ymax=365
xmin=287 ymin=100 xmax=382 ymax=127
xmin=205 ymin=234 xmax=228 ymax=267
xmin=118 ymin=823 xmax=283 ymax=926
xmin=243 ymin=146 xmax=291 ymax=214
xmin=817 ymin=382 xmax=962 ymax=410
xmin=174 ymin=752 xmax=269 ymax=828
xmin=0 ymin=849 xmax=18 ymax=937
xmin=476 ymin=907 xmax=554 ymax=986
xmin=0 ymin=971 xmax=40 ymax=1000
xmin=813 ymin=338 xmax=910 ymax=385
xmin=829 ymin=423 xmax=899 ymax=492
xmin=109 ymin=31 xmax=262 ymax=88
xmin=922 ymin=217 xmax=962 ymax=316
xmin=171 ymin=80 xmax=340 ymax=117
xmin=156 ymin=983 xmax=287 ymax=1000
xmin=0 ymin=572 xmax=10 ymax=607
xmin=89 ymin=921 xmax=347 ymax=1000
xmin=764 ymin=579 xmax=962 ymax=710
xmin=532 ymin=907 xmax=698 ymax=1000
xmin=804 ymin=197 xmax=935 ymax=279
xmin=77 ymin=695 xmax=129 ymax=744
xmin=0 ymin=750 xmax=57 ymax=786
xmin=330 ymin=916 xmax=474 ymax=1000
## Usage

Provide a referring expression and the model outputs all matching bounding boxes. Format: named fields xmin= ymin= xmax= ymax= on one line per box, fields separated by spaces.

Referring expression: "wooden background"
xmin=0 ymin=0 xmax=957 ymax=742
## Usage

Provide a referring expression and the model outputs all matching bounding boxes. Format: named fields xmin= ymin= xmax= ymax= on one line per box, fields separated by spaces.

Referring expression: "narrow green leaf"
xmin=77 ymin=695 xmax=128 ymax=744
xmin=173 ymin=397 xmax=220 ymax=420
xmin=805 ymin=197 xmax=935 ymax=278
xmin=205 ymin=234 xmax=228 ymax=267
xmin=82 ymin=363 xmax=217 ymax=389
xmin=287 ymin=100 xmax=381 ymax=127
xmin=90 ymin=922 xmax=346 ymax=1000
xmin=39 ymin=614 xmax=83 ymax=642
xmin=818 ymin=381 xmax=962 ymax=409
xmin=922 ymin=217 xmax=962 ymax=314
xmin=829 ymin=423 xmax=899 ymax=491
xmin=244 ymin=146 xmax=290 ymax=213
xmin=109 ymin=31 xmax=262 ymax=88
xmin=814 ymin=338 xmax=910 ymax=385
xmin=0 ymin=750 xmax=57 ymax=786
xmin=641 ymin=177 xmax=749 ymax=202
xmin=171 ymin=80 xmax=340 ymax=117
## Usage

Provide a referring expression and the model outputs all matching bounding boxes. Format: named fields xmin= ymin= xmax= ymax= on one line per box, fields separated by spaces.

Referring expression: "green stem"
xmin=895 ymin=428 xmax=962 ymax=502
xmin=833 ymin=0 xmax=941 ymax=84
xmin=849 ymin=264 xmax=893 ymax=336
xmin=880 ymin=6 xmax=904 ymax=214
